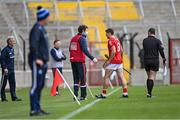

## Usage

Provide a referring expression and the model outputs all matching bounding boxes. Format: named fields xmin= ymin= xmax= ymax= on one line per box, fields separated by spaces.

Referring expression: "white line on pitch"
xmin=60 ymin=87 xmax=121 ymax=120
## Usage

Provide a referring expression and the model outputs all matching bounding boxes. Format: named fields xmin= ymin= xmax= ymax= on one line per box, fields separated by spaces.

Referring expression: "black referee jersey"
xmin=143 ymin=36 xmax=165 ymax=71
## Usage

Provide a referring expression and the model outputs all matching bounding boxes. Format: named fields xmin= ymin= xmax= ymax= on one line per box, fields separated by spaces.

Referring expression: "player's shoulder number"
xmin=117 ymin=41 xmax=121 ymax=52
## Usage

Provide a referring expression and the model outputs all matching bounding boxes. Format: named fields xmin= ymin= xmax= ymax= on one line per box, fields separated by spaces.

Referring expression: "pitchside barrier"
xmin=169 ymin=39 xmax=180 ymax=84
xmin=0 ymin=38 xmax=173 ymax=88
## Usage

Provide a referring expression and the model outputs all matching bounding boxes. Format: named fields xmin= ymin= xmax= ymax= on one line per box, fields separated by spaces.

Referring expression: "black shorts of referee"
xmin=144 ymin=58 xmax=159 ymax=72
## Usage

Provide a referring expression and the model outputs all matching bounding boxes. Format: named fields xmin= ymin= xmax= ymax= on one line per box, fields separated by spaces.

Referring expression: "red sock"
xmin=102 ymin=89 xmax=107 ymax=95
xmin=123 ymin=88 xmax=128 ymax=93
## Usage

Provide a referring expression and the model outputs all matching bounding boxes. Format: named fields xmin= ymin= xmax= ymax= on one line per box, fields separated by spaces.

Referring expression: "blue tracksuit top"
xmin=1 ymin=45 xmax=15 ymax=70
xmin=79 ymin=34 xmax=94 ymax=60
xmin=29 ymin=22 xmax=49 ymax=63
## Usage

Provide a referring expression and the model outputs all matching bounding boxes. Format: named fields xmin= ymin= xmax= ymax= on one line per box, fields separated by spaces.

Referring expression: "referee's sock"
xmin=146 ymin=79 xmax=154 ymax=96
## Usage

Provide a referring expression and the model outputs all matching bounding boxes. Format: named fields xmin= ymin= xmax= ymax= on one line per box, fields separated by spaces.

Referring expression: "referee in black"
xmin=143 ymin=28 xmax=166 ymax=98
xmin=28 ymin=6 xmax=50 ymax=116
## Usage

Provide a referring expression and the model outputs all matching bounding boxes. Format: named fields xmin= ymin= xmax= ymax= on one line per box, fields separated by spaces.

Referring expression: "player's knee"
xmin=148 ymin=75 xmax=155 ymax=80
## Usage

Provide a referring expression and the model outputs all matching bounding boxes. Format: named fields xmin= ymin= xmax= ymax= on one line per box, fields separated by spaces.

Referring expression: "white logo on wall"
xmin=174 ymin=47 xmax=180 ymax=65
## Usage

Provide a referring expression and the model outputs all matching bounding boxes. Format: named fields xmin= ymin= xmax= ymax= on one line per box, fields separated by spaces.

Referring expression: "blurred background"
xmin=0 ymin=0 xmax=180 ymax=88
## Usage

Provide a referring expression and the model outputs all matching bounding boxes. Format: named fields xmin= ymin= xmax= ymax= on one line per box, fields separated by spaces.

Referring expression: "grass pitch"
xmin=0 ymin=85 xmax=180 ymax=119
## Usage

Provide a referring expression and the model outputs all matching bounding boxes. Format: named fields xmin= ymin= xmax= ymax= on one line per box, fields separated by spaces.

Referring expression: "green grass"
xmin=0 ymin=85 xmax=180 ymax=119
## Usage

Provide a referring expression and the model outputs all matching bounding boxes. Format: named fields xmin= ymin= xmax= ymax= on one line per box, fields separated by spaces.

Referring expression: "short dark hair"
xmin=105 ymin=28 xmax=114 ymax=35
xmin=78 ymin=25 xmax=88 ymax=33
xmin=148 ymin=28 xmax=155 ymax=35
xmin=53 ymin=39 xmax=60 ymax=44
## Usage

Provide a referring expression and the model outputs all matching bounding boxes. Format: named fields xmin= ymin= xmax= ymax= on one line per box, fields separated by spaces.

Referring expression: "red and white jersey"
xmin=108 ymin=36 xmax=123 ymax=64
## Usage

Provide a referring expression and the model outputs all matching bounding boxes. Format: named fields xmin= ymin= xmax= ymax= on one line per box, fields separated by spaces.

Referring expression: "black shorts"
xmin=144 ymin=59 xmax=159 ymax=72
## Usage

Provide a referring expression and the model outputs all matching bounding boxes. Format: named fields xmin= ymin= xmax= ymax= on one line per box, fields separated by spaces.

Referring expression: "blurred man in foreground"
xmin=28 ymin=6 xmax=50 ymax=116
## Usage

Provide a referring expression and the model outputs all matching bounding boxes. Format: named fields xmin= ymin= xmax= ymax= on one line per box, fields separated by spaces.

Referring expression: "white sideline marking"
xmin=60 ymin=87 xmax=121 ymax=120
